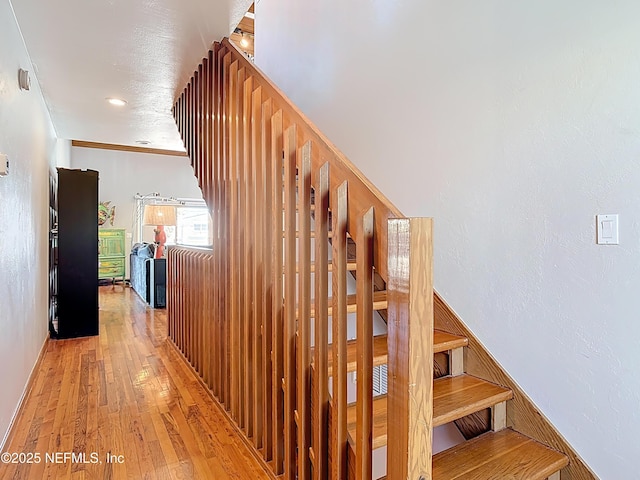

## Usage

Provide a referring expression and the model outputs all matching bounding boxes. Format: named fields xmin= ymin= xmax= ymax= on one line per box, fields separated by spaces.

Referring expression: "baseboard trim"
xmin=0 ymin=336 xmax=50 ymax=451
xmin=166 ymin=339 xmax=277 ymax=480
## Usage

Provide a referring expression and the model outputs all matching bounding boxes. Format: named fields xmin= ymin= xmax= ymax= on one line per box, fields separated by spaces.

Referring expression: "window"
xmin=164 ymin=206 xmax=213 ymax=247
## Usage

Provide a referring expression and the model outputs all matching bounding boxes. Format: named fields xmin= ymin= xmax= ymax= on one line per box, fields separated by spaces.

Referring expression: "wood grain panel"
xmin=251 ymin=85 xmax=264 ymax=449
xmin=330 ymin=181 xmax=349 ymax=480
xmin=312 ymin=162 xmax=330 ymax=480
xmin=195 ymin=63 xmax=202 ymax=184
xmin=355 ymin=207 xmax=374 ymax=480
xmin=297 ymin=142 xmax=313 ymax=480
xmin=260 ymin=97 xmax=274 ymax=461
xmin=387 ymin=218 xmax=434 ymax=480
xmin=270 ymin=109 xmax=285 ymax=475
xmin=220 ymin=49 xmax=232 ymax=410
xmin=283 ymin=124 xmax=298 ymax=479
xmin=237 ymin=67 xmax=249 ymax=431
xmin=228 ymin=59 xmax=241 ymax=422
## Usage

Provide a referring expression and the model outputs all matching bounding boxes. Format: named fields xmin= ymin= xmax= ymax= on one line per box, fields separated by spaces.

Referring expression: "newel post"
xmin=387 ymin=218 xmax=434 ymax=480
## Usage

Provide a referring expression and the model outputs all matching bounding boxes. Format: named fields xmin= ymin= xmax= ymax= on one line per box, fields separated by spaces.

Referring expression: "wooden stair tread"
xmin=299 ymin=290 xmax=388 ymax=318
xmin=432 ymin=428 xmax=569 ymax=479
xmin=433 ymin=330 xmax=469 ymax=354
xmin=284 ymin=261 xmax=357 ymax=273
xmin=346 ymin=395 xmax=389 ymax=450
xmin=316 ymin=335 xmax=388 ymax=376
xmin=317 ymin=331 xmax=468 ymax=376
xmin=345 ymin=375 xmax=512 ymax=450
xmin=283 ymin=230 xmax=334 ymax=238
xmin=433 ymin=374 xmax=513 ymax=427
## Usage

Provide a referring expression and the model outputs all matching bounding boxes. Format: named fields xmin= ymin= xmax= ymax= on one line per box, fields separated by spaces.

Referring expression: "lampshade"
xmin=143 ymin=204 xmax=177 ymax=226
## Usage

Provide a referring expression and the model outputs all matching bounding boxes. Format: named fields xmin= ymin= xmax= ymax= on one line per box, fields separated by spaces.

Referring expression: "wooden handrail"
xmin=169 ymin=39 xmax=434 ymax=480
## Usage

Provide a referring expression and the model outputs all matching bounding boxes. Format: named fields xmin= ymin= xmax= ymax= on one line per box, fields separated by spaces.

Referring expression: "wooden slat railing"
xmin=169 ymin=38 xmax=434 ymax=480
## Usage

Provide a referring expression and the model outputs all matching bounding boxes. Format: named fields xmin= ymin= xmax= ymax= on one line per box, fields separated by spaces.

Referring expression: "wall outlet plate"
xmin=0 ymin=153 xmax=8 ymax=176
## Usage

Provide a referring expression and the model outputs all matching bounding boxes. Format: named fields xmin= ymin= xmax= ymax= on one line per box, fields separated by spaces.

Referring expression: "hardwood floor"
xmin=1 ymin=286 xmax=272 ymax=480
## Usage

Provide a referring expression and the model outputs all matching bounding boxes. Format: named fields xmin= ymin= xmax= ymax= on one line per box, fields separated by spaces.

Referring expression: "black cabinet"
xmin=55 ymin=168 xmax=99 ymax=338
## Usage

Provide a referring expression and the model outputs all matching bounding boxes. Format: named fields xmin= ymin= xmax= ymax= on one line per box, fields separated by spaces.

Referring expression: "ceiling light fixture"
xmin=106 ymin=97 xmax=127 ymax=106
xmin=240 ymin=33 xmax=249 ymax=48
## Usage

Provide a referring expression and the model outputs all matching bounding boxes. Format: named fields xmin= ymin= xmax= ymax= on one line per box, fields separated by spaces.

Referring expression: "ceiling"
xmin=11 ymin=0 xmax=253 ymax=152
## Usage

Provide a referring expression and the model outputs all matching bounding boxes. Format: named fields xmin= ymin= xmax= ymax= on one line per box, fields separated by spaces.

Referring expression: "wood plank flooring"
xmin=0 ymin=285 xmax=271 ymax=480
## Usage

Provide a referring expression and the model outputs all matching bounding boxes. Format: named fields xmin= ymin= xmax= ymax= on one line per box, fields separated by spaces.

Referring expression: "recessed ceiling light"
xmin=136 ymin=140 xmax=151 ymax=145
xmin=106 ymin=97 xmax=127 ymax=106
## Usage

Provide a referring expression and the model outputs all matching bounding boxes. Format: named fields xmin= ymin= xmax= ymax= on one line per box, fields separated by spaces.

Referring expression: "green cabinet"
xmin=98 ymin=228 xmax=125 ymax=282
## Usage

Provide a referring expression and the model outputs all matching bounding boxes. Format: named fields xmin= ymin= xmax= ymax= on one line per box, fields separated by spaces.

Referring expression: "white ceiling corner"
xmin=11 ymin=0 xmax=243 ymax=151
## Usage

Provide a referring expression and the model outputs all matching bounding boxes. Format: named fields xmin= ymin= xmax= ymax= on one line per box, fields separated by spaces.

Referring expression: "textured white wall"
xmin=70 ymin=147 xmax=203 ymax=277
xmin=256 ymin=1 xmax=640 ymax=477
xmin=0 ymin=0 xmax=60 ymax=448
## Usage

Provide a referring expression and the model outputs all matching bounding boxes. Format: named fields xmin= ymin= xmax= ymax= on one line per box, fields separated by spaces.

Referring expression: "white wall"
xmin=0 ymin=0 xmax=61 ymax=448
xmin=256 ymin=1 xmax=640 ymax=477
xmin=70 ymin=147 xmax=203 ymax=276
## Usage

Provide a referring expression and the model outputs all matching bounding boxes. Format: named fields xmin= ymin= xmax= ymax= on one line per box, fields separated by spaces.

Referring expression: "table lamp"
xmin=143 ymin=204 xmax=177 ymax=258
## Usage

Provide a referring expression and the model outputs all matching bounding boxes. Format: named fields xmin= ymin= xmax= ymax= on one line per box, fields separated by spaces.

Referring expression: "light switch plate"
xmin=597 ymin=214 xmax=619 ymax=245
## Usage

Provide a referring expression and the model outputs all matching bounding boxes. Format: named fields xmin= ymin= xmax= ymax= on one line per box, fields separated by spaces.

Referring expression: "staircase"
xmin=166 ymin=38 xmax=576 ymax=479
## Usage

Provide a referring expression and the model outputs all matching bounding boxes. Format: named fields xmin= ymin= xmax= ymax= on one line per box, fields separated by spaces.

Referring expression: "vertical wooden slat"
xmin=271 ymin=109 xmax=285 ymax=475
xmin=387 ymin=218 xmax=434 ymax=480
xmin=194 ymin=251 xmax=202 ymax=372
xmin=331 ymin=181 xmax=348 ymax=480
xmin=186 ymin=81 xmax=192 ymax=160
xmin=297 ymin=141 xmax=313 ymax=480
xmin=167 ymin=248 xmax=173 ymax=340
xmin=192 ymin=252 xmax=197 ymax=369
xmin=192 ymin=251 xmax=197 ymax=367
xmin=356 ymin=207 xmax=374 ymax=480
xmin=178 ymin=88 xmax=182 ymax=144
xmin=198 ymin=251 xmax=205 ymax=377
xmin=201 ymin=54 xmax=211 ymax=389
xmin=251 ymin=84 xmax=264 ymax=449
xmin=204 ymin=53 xmax=212 ymax=207
xmin=238 ymin=66 xmax=249 ymax=429
xmin=228 ymin=59 xmax=240 ymax=421
xmin=183 ymin=251 xmax=189 ymax=358
xmin=174 ymin=249 xmax=179 ymax=348
xmin=283 ymin=124 xmax=298 ymax=480
xmin=205 ymin=49 xmax=215 ymax=393
xmin=221 ymin=50 xmax=232 ymax=409
xmin=195 ymin=64 xmax=202 ymax=185
xmin=212 ymin=46 xmax=220 ymax=397
xmin=186 ymin=252 xmax=192 ymax=360
xmin=193 ymin=70 xmax=199 ymax=173
xmin=313 ymin=162 xmax=330 ymax=480
xmin=261 ymin=97 xmax=274 ymax=461
xmin=242 ymin=73 xmax=254 ymax=437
